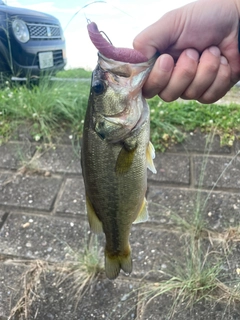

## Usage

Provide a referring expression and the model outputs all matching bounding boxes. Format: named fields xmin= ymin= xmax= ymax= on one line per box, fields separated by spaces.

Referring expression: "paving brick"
xmin=135 ymin=239 xmax=240 ymax=320
xmin=194 ymin=155 xmax=240 ymax=189
xmin=0 ymin=213 xmax=90 ymax=262
xmin=234 ymin=139 xmax=240 ymax=154
xmin=139 ymin=294 xmax=240 ymax=319
xmin=147 ymin=186 xmax=240 ymax=230
xmin=148 ymin=153 xmax=190 ymax=185
xmin=168 ymin=131 xmax=232 ymax=154
xmin=0 ymin=173 xmax=62 ymax=211
xmin=130 ymin=226 xmax=185 ymax=280
xmin=27 ymin=274 xmax=138 ymax=320
xmin=0 ymin=129 xmax=240 ymax=320
xmin=56 ymin=177 xmax=86 ymax=215
xmin=0 ymin=142 xmax=36 ymax=170
xmin=0 ymin=211 xmax=6 ymax=224
xmin=36 ymin=145 xmax=81 ymax=174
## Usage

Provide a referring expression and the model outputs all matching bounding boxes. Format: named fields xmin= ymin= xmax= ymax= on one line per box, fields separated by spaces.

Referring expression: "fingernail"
xmin=209 ymin=46 xmax=220 ymax=57
xmin=159 ymin=55 xmax=173 ymax=72
xmin=220 ymin=56 xmax=228 ymax=65
xmin=186 ymin=48 xmax=199 ymax=61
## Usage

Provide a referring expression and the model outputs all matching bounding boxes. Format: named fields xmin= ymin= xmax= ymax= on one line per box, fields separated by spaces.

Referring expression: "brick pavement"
xmin=0 ymin=131 xmax=239 ymax=319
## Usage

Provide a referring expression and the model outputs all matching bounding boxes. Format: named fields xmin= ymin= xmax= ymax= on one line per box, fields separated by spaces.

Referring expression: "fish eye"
xmin=92 ymin=80 xmax=105 ymax=95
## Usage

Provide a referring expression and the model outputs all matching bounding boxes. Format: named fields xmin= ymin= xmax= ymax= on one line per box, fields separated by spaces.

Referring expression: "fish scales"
xmin=81 ymin=23 xmax=157 ymax=280
xmin=83 ymin=101 xmax=148 ymax=244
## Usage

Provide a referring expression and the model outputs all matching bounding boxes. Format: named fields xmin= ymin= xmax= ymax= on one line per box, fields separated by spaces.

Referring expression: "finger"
xmin=133 ymin=9 xmax=183 ymax=58
xmin=198 ymin=56 xmax=232 ymax=104
xmin=142 ymin=54 xmax=174 ymax=98
xmin=159 ymin=48 xmax=199 ymax=102
xmin=220 ymin=41 xmax=240 ymax=85
xmin=181 ymin=46 xmax=221 ymax=100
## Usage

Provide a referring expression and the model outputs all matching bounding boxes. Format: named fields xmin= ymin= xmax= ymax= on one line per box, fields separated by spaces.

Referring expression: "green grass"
xmin=1 ymin=69 xmax=239 ymax=149
xmin=56 ymin=67 xmax=92 ymax=79
xmin=149 ymin=96 xmax=240 ymax=150
xmin=0 ymin=76 xmax=89 ymax=143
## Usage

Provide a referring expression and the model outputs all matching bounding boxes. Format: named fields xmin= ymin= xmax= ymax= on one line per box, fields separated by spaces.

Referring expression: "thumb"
xmin=133 ymin=9 xmax=184 ymax=59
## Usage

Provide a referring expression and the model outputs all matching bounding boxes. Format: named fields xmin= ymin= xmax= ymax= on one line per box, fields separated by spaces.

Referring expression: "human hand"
xmin=133 ymin=0 xmax=240 ymax=103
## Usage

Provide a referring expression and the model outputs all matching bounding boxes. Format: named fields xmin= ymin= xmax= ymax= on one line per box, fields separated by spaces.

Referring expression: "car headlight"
xmin=12 ymin=19 xmax=30 ymax=43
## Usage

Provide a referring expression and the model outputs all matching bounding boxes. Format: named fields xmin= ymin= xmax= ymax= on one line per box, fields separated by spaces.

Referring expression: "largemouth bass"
xmin=81 ymin=22 xmax=157 ymax=280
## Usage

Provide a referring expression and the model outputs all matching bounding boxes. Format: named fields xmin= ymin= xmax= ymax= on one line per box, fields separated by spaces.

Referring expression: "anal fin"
xmin=133 ymin=197 xmax=149 ymax=224
xmin=147 ymin=141 xmax=157 ymax=174
xmin=86 ymin=195 xmax=103 ymax=234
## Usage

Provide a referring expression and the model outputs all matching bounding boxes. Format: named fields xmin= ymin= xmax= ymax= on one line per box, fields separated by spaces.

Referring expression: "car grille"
xmin=52 ymin=50 xmax=64 ymax=66
xmin=27 ymin=23 xmax=61 ymax=40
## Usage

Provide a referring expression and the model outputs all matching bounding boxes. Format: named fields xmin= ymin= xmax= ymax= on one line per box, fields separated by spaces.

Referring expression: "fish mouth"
xmin=98 ymin=52 xmax=158 ymax=67
xmin=93 ymin=53 xmax=156 ymax=143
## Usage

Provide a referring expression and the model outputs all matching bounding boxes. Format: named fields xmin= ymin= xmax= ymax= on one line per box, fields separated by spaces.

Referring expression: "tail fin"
xmin=105 ymin=246 xmax=132 ymax=280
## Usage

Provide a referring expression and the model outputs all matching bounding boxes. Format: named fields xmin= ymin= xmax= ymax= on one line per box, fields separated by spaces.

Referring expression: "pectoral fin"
xmin=147 ymin=141 xmax=157 ymax=174
xmin=133 ymin=197 xmax=149 ymax=224
xmin=115 ymin=145 xmax=137 ymax=175
xmin=86 ymin=195 xmax=103 ymax=234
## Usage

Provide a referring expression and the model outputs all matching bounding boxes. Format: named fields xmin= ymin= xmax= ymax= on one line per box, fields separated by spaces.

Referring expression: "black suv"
xmin=0 ymin=0 xmax=66 ymax=78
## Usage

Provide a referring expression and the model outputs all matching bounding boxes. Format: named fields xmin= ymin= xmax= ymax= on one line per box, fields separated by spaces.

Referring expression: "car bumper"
xmin=10 ymin=39 xmax=67 ymax=77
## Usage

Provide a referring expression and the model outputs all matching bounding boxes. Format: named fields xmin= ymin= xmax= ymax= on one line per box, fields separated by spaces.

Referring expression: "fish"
xmin=81 ymin=22 xmax=157 ymax=280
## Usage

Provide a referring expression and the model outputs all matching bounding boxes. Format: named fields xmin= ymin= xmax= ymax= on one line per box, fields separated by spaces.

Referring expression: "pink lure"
xmin=87 ymin=22 xmax=148 ymax=63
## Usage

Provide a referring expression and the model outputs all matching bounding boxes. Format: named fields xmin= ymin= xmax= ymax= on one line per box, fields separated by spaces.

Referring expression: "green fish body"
xmin=81 ymin=53 xmax=156 ymax=280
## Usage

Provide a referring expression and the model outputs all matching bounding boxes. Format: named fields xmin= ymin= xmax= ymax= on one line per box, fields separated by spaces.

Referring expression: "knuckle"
xmin=206 ymin=63 xmax=219 ymax=75
xmin=181 ymin=88 xmax=198 ymax=100
xmin=199 ymin=89 xmax=226 ymax=104
xmin=198 ymin=95 xmax=216 ymax=104
xmin=220 ymin=68 xmax=231 ymax=83
xmin=180 ymin=66 xmax=196 ymax=79
xmin=160 ymin=92 xmax=177 ymax=102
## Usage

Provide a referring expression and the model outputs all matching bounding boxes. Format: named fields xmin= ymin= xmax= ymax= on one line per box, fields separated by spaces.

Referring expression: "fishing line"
xmin=64 ymin=0 xmax=133 ymax=31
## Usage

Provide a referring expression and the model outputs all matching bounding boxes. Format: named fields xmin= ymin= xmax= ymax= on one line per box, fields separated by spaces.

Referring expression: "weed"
xmin=134 ymin=131 xmax=240 ymax=319
xmin=55 ymin=234 xmax=103 ymax=308
xmin=148 ymin=94 xmax=240 ymax=150
xmin=0 ymin=119 xmax=11 ymax=144
xmin=8 ymin=260 xmax=48 ymax=320
xmin=0 ymin=70 xmax=240 ymax=149
xmin=0 ymin=76 xmax=89 ymax=143
xmin=1 ymin=69 xmax=240 ymax=319
xmin=135 ymin=230 xmax=240 ymax=319
xmin=8 ymin=235 xmax=103 ymax=319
